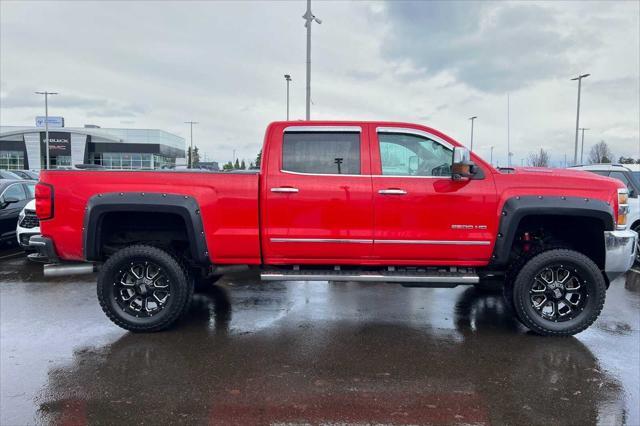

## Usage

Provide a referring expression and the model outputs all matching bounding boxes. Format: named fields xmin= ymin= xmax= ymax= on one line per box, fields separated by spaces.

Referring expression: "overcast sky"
xmin=1 ymin=0 xmax=638 ymax=166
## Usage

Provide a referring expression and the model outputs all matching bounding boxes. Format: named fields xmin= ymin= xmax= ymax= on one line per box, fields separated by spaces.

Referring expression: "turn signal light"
xmin=617 ymin=188 xmax=629 ymax=230
xmin=35 ymin=183 xmax=54 ymax=220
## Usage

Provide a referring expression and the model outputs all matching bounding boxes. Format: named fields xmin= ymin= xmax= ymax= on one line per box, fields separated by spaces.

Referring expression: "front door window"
xmin=379 ymin=133 xmax=453 ymax=177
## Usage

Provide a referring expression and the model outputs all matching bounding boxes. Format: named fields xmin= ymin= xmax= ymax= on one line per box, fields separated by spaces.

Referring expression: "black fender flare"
xmin=83 ymin=192 xmax=209 ymax=264
xmin=490 ymin=195 xmax=615 ymax=266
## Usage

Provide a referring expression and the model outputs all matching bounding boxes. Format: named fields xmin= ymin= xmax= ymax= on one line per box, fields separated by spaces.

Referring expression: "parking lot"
xmin=0 ymin=246 xmax=638 ymax=425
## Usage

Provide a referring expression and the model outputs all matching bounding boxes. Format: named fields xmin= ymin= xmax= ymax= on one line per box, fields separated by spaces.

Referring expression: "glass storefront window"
xmin=153 ymin=154 xmax=175 ymax=169
xmin=40 ymin=155 xmax=71 ymax=169
xmin=121 ymin=154 xmax=132 ymax=169
xmin=89 ymin=152 xmax=173 ymax=170
xmin=0 ymin=151 xmax=25 ymax=170
xmin=141 ymin=154 xmax=152 ymax=169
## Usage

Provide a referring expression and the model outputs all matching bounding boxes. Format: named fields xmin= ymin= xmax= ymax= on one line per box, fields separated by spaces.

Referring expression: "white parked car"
xmin=16 ymin=199 xmax=40 ymax=251
xmin=570 ymin=164 xmax=640 ymax=264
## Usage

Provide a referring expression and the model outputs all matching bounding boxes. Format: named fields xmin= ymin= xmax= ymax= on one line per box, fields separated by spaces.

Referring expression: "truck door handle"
xmin=271 ymin=187 xmax=299 ymax=193
xmin=378 ymin=189 xmax=407 ymax=195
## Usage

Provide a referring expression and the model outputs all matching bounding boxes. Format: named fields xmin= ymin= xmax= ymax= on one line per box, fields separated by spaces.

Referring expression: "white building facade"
xmin=0 ymin=125 xmax=185 ymax=170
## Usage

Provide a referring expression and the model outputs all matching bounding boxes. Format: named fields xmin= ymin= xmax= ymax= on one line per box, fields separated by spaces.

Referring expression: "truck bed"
xmin=38 ymin=169 xmax=261 ymax=264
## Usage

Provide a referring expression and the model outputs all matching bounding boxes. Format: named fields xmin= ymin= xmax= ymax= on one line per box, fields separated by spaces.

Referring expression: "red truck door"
xmin=370 ymin=125 xmax=497 ymax=265
xmin=262 ymin=125 xmax=374 ymax=264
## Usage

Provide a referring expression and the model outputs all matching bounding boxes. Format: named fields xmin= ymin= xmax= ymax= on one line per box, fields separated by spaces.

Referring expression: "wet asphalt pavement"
xmin=1 ymin=247 xmax=639 ymax=425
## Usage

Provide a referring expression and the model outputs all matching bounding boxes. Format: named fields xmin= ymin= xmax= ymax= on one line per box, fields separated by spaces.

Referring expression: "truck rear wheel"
xmin=97 ymin=245 xmax=192 ymax=332
xmin=511 ymin=249 xmax=606 ymax=336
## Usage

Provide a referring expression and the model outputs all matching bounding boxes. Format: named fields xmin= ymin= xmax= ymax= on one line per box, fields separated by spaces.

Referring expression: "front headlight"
xmin=617 ymin=188 xmax=629 ymax=230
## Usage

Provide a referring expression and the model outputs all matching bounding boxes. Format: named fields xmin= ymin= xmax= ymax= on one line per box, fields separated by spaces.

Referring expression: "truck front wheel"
xmin=511 ymin=249 xmax=606 ymax=336
xmin=97 ymin=245 xmax=192 ymax=332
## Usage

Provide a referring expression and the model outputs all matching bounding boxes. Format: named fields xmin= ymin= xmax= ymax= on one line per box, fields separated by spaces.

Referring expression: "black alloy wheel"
xmin=97 ymin=245 xmax=192 ymax=332
xmin=512 ymin=249 xmax=606 ymax=336
xmin=114 ymin=261 xmax=172 ymax=317
xmin=529 ymin=265 xmax=587 ymax=322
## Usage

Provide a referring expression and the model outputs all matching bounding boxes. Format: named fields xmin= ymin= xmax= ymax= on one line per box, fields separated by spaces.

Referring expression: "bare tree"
xmin=588 ymin=141 xmax=613 ymax=164
xmin=527 ymin=148 xmax=550 ymax=167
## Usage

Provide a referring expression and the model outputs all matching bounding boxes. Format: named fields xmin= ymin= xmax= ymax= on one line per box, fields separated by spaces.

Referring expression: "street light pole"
xmin=303 ymin=0 xmax=321 ymax=120
xmin=284 ymin=74 xmax=292 ymax=120
xmin=571 ymin=73 xmax=590 ymax=165
xmin=579 ymin=127 xmax=589 ymax=164
xmin=490 ymin=145 xmax=494 ymax=166
xmin=184 ymin=121 xmax=198 ymax=168
xmin=469 ymin=116 xmax=477 ymax=151
xmin=35 ymin=91 xmax=58 ymax=170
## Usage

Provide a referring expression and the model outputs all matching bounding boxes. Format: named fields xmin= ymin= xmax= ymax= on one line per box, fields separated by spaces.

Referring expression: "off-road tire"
xmin=503 ymin=253 xmax=533 ymax=315
xmin=512 ymin=249 xmax=606 ymax=336
xmin=97 ymin=245 xmax=192 ymax=332
xmin=503 ymin=244 xmax=567 ymax=316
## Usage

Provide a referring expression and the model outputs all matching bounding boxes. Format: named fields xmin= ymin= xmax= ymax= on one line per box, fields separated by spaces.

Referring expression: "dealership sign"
xmin=40 ymin=131 xmax=71 ymax=156
xmin=35 ymin=116 xmax=65 ymax=128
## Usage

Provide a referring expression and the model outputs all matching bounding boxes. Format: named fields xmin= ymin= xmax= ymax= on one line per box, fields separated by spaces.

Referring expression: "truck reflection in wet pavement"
xmin=37 ymin=289 xmax=629 ymax=424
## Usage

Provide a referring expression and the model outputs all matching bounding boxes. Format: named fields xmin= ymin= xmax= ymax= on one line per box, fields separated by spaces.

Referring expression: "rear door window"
xmin=282 ymin=132 xmax=360 ymax=175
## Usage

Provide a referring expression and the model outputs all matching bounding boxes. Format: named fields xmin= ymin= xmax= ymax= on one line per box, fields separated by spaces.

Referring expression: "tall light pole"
xmin=490 ymin=145 xmax=494 ymax=166
xmin=571 ymin=73 xmax=590 ymax=165
xmin=469 ymin=116 xmax=477 ymax=151
xmin=303 ymin=0 xmax=321 ymax=120
xmin=184 ymin=121 xmax=198 ymax=168
xmin=579 ymin=127 xmax=589 ymax=164
xmin=35 ymin=91 xmax=58 ymax=169
xmin=284 ymin=74 xmax=292 ymax=120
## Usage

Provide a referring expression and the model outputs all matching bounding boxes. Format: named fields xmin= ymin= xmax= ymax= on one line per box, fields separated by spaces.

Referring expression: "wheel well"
xmin=97 ymin=211 xmax=191 ymax=261
xmin=510 ymin=215 xmax=606 ymax=269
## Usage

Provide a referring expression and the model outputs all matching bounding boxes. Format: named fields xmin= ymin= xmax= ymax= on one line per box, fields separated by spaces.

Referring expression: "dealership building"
xmin=0 ymin=119 xmax=185 ymax=170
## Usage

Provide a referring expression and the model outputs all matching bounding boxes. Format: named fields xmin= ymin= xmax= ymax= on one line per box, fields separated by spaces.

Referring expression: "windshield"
xmin=0 ymin=170 xmax=21 ymax=179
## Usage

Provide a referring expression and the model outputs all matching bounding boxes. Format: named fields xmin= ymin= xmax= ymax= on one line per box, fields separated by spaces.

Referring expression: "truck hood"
xmin=493 ymin=166 xmax=624 ymax=202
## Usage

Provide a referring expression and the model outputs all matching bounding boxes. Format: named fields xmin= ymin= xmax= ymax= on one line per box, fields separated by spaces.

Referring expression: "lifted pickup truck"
xmin=32 ymin=121 xmax=637 ymax=336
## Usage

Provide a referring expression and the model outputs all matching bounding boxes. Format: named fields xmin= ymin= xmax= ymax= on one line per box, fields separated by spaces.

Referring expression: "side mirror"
xmin=451 ymin=147 xmax=476 ymax=180
xmin=0 ymin=196 xmax=20 ymax=208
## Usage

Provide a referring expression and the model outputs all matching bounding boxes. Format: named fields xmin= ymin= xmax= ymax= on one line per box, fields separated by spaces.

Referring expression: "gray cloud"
xmin=1 ymin=88 xmax=147 ymax=118
xmin=380 ymin=2 xmax=595 ymax=92
xmin=589 ymin=77 xmax=640 ymax=100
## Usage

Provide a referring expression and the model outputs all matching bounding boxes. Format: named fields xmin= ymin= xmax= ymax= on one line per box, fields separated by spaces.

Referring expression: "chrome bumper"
xmin=604 ymin=230 xmax=637 ymax=281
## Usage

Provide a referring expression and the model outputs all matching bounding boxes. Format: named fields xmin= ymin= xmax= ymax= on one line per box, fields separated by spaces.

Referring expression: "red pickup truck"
xmin=31 ymin=121 xmax=637 ymax=336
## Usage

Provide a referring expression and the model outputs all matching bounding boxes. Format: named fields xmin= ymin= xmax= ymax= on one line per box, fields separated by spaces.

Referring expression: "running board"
xmin=260 ymin=270 xmax=479 ymax=287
